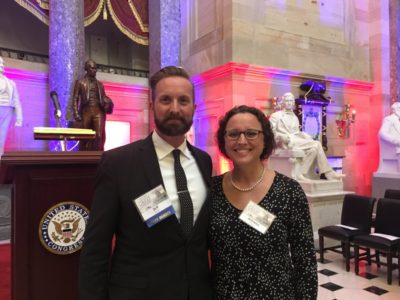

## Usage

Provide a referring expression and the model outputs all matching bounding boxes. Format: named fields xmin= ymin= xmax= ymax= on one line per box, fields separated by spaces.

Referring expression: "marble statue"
xmin=379 ymin=102 xmax=400 ymax=154
xmin=377 ymin=102 xmax=400 ymax=173
xmin=269 ymin=92 xmax=344 ymax=181
xmin=0 ymin=57 xmax=23 ymax=156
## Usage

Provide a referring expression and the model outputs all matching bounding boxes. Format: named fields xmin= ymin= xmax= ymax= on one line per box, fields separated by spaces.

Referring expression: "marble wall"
xmin=181 ymin=0 xmax=233 ymax=75
xmin=182 ymin=0 xmax=371 ymax=81
xmin=97 ymin=74 xmax=149 ymax=143
xmin=232 ymin=0 xmax=371 ymax=81
xmin=192 ymin=62 xmax=374 ymax=195
xmin=182 ymin=0 xmax=391 ymax=195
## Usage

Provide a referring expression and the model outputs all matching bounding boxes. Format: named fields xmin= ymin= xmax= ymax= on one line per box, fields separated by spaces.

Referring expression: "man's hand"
xmin=276 ymin=133 xmax=291 ymax=149
xmin=15 ymin=119 xmax=22 ymax=127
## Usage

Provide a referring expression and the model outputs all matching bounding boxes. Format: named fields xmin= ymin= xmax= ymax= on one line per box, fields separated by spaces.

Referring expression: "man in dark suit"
xmin=72 ymin=59 xmax=113 ymax=151
xmin=78 ymin=66 xmax=213 ymax=300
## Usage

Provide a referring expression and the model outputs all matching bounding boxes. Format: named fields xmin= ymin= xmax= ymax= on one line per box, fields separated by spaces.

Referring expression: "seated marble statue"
xmin=377 ymin=102 xmax=400 ymax=173
xmin=269 ymin=92 xmax=344 ymax=181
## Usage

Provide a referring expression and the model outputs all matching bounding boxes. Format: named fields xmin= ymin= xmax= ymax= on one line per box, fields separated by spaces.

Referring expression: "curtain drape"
xmin=14 ymin=0 xmax=148 ymax=45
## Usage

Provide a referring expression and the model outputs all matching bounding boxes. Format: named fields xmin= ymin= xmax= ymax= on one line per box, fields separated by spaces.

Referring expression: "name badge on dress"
xmin=239 ymin=200 xmax=276 ymax=234
xmin=133 ymin=185 xmax=175 ymax=228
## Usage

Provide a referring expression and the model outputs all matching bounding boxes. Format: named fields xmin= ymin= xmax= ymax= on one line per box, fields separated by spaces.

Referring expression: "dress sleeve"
xmin=287 ymin=181 xmax=318 ymax=300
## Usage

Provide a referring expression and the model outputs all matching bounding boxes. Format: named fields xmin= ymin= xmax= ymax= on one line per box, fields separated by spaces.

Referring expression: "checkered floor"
xmin=317 ymin=250 xmax=400 ymax=299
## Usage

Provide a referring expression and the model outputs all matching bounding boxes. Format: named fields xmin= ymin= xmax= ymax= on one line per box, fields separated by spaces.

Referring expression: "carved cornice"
xmin=192 ymin=62 xmax=374 ymax=92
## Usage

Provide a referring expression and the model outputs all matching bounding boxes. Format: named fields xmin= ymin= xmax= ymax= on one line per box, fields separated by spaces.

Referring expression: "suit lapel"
xmin=139 ymin=134 xmax=165 ymax=189
xmin=139 ymin=135 xmax=183 ymax=234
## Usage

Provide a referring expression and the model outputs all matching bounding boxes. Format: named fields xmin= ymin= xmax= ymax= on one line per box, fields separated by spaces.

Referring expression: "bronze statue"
xmin=72 ymin=59 xmax=113 ymax=151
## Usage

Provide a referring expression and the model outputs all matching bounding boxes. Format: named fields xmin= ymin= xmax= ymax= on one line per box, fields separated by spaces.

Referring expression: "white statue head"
xmin=0 ymin=57 xmax=4 ymax=75
xmin=282 ymin=92 xmax=295 ymax=111
xmin=392 ymin=102 xmax=400 ymax=118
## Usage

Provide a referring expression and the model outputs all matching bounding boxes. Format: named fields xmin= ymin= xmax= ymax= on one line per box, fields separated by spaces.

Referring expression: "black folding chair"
xmin=318 ymin=194 xmax=376 ymax=271
xmin=354 ymin=198 xmax=400 ymax=285
xmin=384 ymin=189 xmax=400 ymax=200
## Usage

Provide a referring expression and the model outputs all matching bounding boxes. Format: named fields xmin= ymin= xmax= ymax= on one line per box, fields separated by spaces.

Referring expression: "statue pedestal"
xmin=306 ymin=191 xmax=353 ymax=249
xmin=269 ymin=151 xmax=352 ymax=248
xmin=372 ymin=172 xmax=400 ymax=199
xmin=299 ymin=180 xmax=350 ymax=249
xmin=299 ymin=179 xmax=343 ymax=196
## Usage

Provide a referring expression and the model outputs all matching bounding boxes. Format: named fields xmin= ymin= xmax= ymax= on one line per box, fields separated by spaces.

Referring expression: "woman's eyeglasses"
xmin=225 ymin=129 xmax=263 ymax=140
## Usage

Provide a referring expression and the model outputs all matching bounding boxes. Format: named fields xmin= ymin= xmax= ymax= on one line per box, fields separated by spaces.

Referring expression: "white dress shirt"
xmin=152 ymin=131 xmax=207 ymax=224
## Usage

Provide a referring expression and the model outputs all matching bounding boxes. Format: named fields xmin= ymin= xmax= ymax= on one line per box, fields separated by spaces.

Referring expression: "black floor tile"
xmin=358 ymin=272 xmax=378 ymax=280
xmin=364 ymin=285 xmax=388 ymax=295
xmin=320 ymin=282 xmax=343 ymax=292
xmin=318 ymin=269 xmax=338 ymax=276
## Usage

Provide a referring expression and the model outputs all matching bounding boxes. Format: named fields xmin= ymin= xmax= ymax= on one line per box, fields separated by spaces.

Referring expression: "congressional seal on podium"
xmin=38 ymin=202 xmax=89 ymax=255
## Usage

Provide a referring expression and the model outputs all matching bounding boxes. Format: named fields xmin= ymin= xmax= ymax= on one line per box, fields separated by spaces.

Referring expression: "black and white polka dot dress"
xmin=209 ymin=172 xmax=317 ymax=300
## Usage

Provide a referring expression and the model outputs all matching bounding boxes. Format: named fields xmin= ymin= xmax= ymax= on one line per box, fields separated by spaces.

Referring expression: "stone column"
xmin=389 ymin=0 xmax=400 ymax=107
xmin=49 ymin=1 xmax=85 ymax=130
xmin=148 ymin=0 xmax=181 ymax=76
xmin=148 ymin=0 xmax=181 ymax=132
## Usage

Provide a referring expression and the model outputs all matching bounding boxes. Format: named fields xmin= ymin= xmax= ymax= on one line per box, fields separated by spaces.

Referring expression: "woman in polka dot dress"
xmin=209 ymin=105 xmax=317 ymax=299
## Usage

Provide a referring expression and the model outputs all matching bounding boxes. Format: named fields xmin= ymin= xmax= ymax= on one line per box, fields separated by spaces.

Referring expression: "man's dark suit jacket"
xmin=78 ymin=134 xmax=213 ymax=300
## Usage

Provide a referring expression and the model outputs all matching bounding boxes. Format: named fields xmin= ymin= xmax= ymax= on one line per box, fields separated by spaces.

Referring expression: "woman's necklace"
xmin=230 ymin=166 xmax=266 ymax=192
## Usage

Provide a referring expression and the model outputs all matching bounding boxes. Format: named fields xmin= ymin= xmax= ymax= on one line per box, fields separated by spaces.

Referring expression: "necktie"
xmin=172 ymin=149 xmax=193 ymax=237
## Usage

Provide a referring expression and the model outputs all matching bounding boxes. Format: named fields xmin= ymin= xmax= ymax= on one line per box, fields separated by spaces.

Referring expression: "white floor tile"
xmin=317 ymin=250 xmax=400 ymax=300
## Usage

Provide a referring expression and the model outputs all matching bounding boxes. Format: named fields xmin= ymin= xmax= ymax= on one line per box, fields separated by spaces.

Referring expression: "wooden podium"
xmin=0 ymin=151 xmax=101 ymax=300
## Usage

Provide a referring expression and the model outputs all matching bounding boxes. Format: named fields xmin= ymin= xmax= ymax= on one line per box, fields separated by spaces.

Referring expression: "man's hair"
xmin=149 ymin=66 xmax=194 ymax=101
xmin=216 ymin=105 xmax=276 ymax=160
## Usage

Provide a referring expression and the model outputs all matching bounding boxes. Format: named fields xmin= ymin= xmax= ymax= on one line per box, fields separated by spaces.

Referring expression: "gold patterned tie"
xmin=172 ymin=149 xmax=193 ymax=237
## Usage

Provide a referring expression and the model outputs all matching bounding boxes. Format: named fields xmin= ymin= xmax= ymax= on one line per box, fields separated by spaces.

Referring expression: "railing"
xmin=0 ymin=47 xmax=149 ymax=78
xmin=0 ymin=47 xmax=49 ymax=64
xmin=96 ymin=63 xmax=148 ymax=77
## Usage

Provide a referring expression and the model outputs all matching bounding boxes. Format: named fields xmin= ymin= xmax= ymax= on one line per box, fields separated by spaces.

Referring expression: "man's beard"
xmin=154 ymin=114 xmax=193 ymax=136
